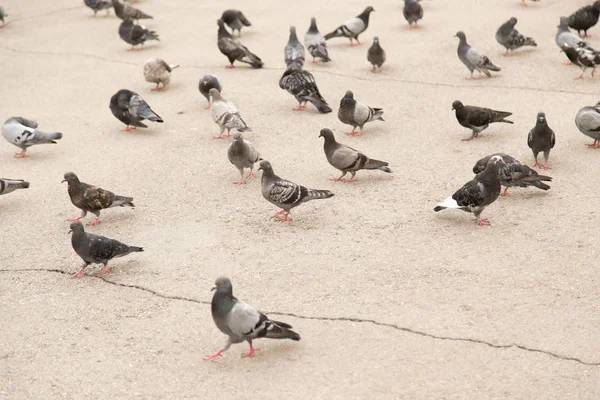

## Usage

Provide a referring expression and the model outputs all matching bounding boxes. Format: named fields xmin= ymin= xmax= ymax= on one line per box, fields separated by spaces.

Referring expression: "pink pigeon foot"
xmin=14 ymin=151 xmax=25 ymax=158
xmin=204 ymin=350 xmax=224 ymax=361
xmin=234 ymin=177 xmax=245 ymax=185
xmin=330 ymin=176 xmax=346 ymax=182
xmin=352 ymin=130 xmax=363 ymax=137
xmin=276 ymin=212 xmax=292 ymax=222
xmin=67 ymin=217 xmax=82 ymax=222
xmin=213 ymin=133 xmax=223 ymax=139
xmin=242 ymin=346 xmax=260 ymax=358
xmin=123 ymin=125 xmax=136 ymax=132
xmin=477 ymin=218 xmax=491 ymax=226
xmin=499 ymin=187 xmax=510 ymax=197
xmin=96 ymin=265 xmax=109 ymax=275
xmin=246 ymin=170 xmax=256 ymax=179
xmin=541 ymin=164 xmax=551 ymax=170
xmin=72 ymin=268 xmax=85 ymax=278
xmin=345 ymin=176 xmax=356 ymax=182
xmin=87 ymin=218 xmax=100 ymax=226
xmin=226 ymin=65 xmax=235 ymax=69
xmin=587 ymin=140 xmax=600 ymax=148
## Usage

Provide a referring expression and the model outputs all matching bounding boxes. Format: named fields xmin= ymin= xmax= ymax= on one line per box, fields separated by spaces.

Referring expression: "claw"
xmin=87 ymin=218 xmax=100 ymax=226
xmin=204 ymin=350 xmax=224 ymax=361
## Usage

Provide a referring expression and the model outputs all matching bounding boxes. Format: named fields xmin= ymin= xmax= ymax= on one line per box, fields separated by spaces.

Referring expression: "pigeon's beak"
xmin=68 ymin=229 xmax=72 ymax=235
xmin=451 ymin=106 xmax=455 ymax=110
xmin=210 ymin=286 xmax=216 ymax=292
xmin=61 ymin=179 xmax=66 ymax=183
xmin=258 ymin=166 xmax=263 ymax=171
xmin=318 ymin=133 xmax=323 ymax=138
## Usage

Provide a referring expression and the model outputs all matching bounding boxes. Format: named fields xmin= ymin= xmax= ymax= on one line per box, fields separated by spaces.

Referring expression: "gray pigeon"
xmin=556 ymin=17 xmax=593 ymax=52
xmin=527 ymin=112 xmax=555 ymax=169
xmin=367 ymin=36 xmax=385 ymax=72
xmin=284 ymin=26 xmax=305 ymax=70
xmin=209 ymin=88 xmax=250 ymax=139
xmin=119 ymin=19 xmax=159 ymax=51
xmin=205 ymin=277 xmax=300 ymax=361
xmin=0 ymin=6 xmax=7 ymax=27
xmin=111 ymin=0 xmax=152 ymax=20
xmin=305 ymin=17 xmax=330 ymax=63
xmin=84 ymin=0 xmax=112 ymax=17
xmin=217 ymin=19 xmax=263 ymax=68
xmin=567 ymin=1 xmax=600 ymax=37
xmin=109 ymin=89 xmax=163 ymax=131
xmin=143 ymin=58 xmax=178 ymax=91
xmin=319 ymin=128 xmax=391 ymax=182
xmin=338 ymin=90 xmax=384 ymax=136
xmin=455 ymin=31 xmax=500 ymax=79
xmin=575 ymin=102 xmax=600 ymax=148
xmin=221 ymin=9 xmax=251 ymax=36
xmin=1 ymin=117 xmax=63 ymax=158
xmin=324 ymin=6 xmax=375 ymax=46
xmin=521 ymin=0 xmax=540 ymax=5
xmin=434 ymin=155 xmax=505 ymax=226
xmin=69 ymin=221 xmax=143 ymax=278
xmin=278 ymin=68 xmax=332 ymax=113
xmin=258 ymin=160 xmax=334 ymax=222
xmin=560 ymin=42 xmax=600 ymax=79
xmin=0 ymin=178 xmax=29 ymax=196
xmin=198 ymin=74 xmax=223 ymax=109
xmin=403 ymin=0 xmax=423 ymax=29
xmin=495 ymin=17 xmax=537 ymax=56
xmin=227 ymin=132 xmax=261 ymax=184
xmin=452 ymin=100 xmax=513 ymax=141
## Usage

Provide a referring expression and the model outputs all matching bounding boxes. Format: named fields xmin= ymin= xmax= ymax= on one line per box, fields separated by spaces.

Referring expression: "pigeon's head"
xmin=68 ymin=221 xmax=84 ymax=235
xmin=231 ymin=131 xmax=243 ymax=141
xmin=373 ymin=36 xmax=380 ymax=45
xmin=365 ymin=6 xmax=375 ymax=13
xmin=536 ymin=112 xmax=547 ymax=124
xmin=451 ymin=100 xmax=464 ymax=110
xmin=62 ymin=172 xmax=79 ymax=184
xmin=319 ymin=128 xmax=335 ymax=141
xmin=558 ymin=17 xmax=569 ymax=28
xmin=211 ymin=276 xmax=232 ymax=293
xmin=258 ymin=160 xmax=273 ymax=172
xmin=488 ymin=155 xmax=506 ymax=167
xmin=454 ymin=31 xmax=466 ymax=41
xmin=508 ymin=17 xmax=517 ymax=26
xmin=594 ymin=1 xmax=600 ymax=10
xmin=289 ymin=26 xmax=296 ymax=34
xmin=343 ymin=90 xmax=354 ymax=99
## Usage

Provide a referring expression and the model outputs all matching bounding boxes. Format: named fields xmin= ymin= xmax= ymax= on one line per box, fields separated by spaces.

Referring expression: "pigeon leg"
xmin=371 ymin=66 xmax=376 ymax=72
xmin=477 ymin=217 xmax=491 ymax=226
xmin=213 ymin=133 xmax=223 ymax=139
xmin=241 ymin=344 xmax=260 ymax=358
xmin=204 ymin=349 xmax=224 ymax=361
xmin=293 ymin=104 xmax=305 ymax=111
xmin=246 ymin=169 xmax=256 ymax=179
xmin=123 ymin=125 xmax=136 ymax=132
xmin=355 ymin=39 xmax=362 ymax=45
xmin=14 ymin=150 xmax=25 ymax=158
xmin=225 ymin=64 xmax=235 ymax=69
xmin=96 ymin=265 xmax=109 ymax=275
xmin=273 ymin=209 xmax=287 ymax=217
xmin=503 ymin=50 xmax=511 ymax=57
xmin=520 ymin=0 xmax=527 ymax=6
xmin=312 ymin=57 xmax=316 ymax=63
xmin=71 ymin=268 xmax=85 ymax=278
xmin=67 ymin=216 xmax=82 ymax=222
xmin=587 ymin=140 xmax=600 ymax=148
xmin=234 ymin=176 xmax=245 ymax=185
xmin=593 ymin=68 xmax=596 ymax=77
xmin=301 ymin=102 xmax=308 ymax=109
xmin=541 ymin=164 xmax=551 ymax=170
xmin=276 ymin=212 xmax=292 ymax=222
xmin=352 ymin=130 xmax=363 ymax=137
xmin=87 ymin=218 xmax=100 ymax=226
xmin=345 ymin=176 xmax=357 ymax=182
xmin=330 ymin=172 xmax=347 ymax=182
xmin=500 ymin=187 xmax=510 ymax=196
xmin=151 ymin=83 xmax=160 ymax=91
xmin=574 ymin=72 xmax=585 ymax=80
xmin=345 ymin=127 xmax=356 ymax=135
xmin=225 ymin=129 xmax=232 ymax=137
xmin=127 ymin=46 xmax=135 ymax=51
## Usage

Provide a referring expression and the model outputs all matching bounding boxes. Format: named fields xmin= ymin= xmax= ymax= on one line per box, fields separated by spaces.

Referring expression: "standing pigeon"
xmin=455 ymin=31 xmax=500 ymax=79
xmin=403 ymin=0 xmax=423 ymax=29
xmin=0 ymin=6 xmax=6 ymax=27
xmin=434 ymin=155 xmax=505 ymax=226
xmin=209 ymin=88 xmax=249 ymax=139
xmin=227 ymin=132 xmax=261 ymax=184
xmin=119 ymin=19 xmax=158 ymax=51
xmin=69 ymin=221 xmax=143 ymax=278
xmin=556 ymin=17 xmax=593 ymax=52
xmin=495 ymin=17 xmax=537 ymax=56
xmin=84 ymin=0 xmax=112 ymax=17
xmin=220 ymin=9 xmax=251 ymax=36
xmin=111 ymin=0 xmax=151 ymax=20
xmin=278 ymin=68 xmax=332 ymax=113
xmin=367 ymin=36 xmax=385 ymax=72
xmin=205 ymin=277 xmax=300 ymax=360
xmin=1 ymin=117 xmax=63 ymax=158
xmin=528 ymin=112 xmax=556 ymax=169
xmin=575 ymin=102 xmax=600 ymax=148
xmin=473 ymin=153 xmax=551 ymax=196
xmin=451 ymin=100 xmax=513 ymax=141
xmin=284 ymin=26 xmax=305 ymax=70
xmin=319 ymin=128 xmax=391 ymax=182
xmin=324 ymin=6 xmax=375 ymax=46
xmin=143 ymin=58 xmax=178 ymax=91
xmin=560 ymin=42 xmax=600 ymax=79
xmin=217 ymin=19 xmax=263 ymax=68
xmin=109 ymin=89 xmax=163 ymax=131
xmin=0 ymin=178 xmax=29 ymax=196
xmin=305 ymin=17 xmax=330 ymax=63
xmin=258 ymin=160 xmax=334 ymax=222
xmin=198 ymin=74 xmax=223 ymax=109
xmin=521 ymin=0 xmax=540 ymax=5
xmin=567 ymin=1 xmax=600 ymax=37
xmin=338 ymin=90 xmax=384 ymax=136
xmin=62 ymin=172 xmax=135 ymax=226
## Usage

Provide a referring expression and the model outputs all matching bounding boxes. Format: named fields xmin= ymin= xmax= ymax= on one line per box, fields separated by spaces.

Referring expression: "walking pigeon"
xmin=227 ymin=132 xmax=261 ymax=184
xmin=279 ymin=68 xmax=332 ymax=113
xmin=111 ymin=0 xmax=151 ymax=20
xmin=198 ymin=74 xmax=223 ymax=109
xmin=84 ymin=0 xmax=112 ymax=17
xmin=367 ymin=36 xmax=385 ymax=72
xmin=143 ymin=58 xmax=178 ymax=91
xmin=204 ymin=277 xmax=300 ymax=360
xmin=0 ymin=6 xmax=6 ymax=27
xmin=556 ymin=17 xmax=594 ymax=51
xmin=209 ymin=88 xmax=249 ymax=139
xmin=567 ymin=1 xmax=600 ymax=37
xmin=1 ymin=117 xmax=63 ymax=158
xmin=527 ymin=112 xmax=555 ymax=169
xmin=324 ymin=6 xmax=375 ymax=46
xmin=109 ymin=89 xmax=163 ymax=131
xmin=0 ymin=178 xmax=29 ymax=196
xmin=220 ymin=9 xmax=251 ymax=36
xmin=560 ymin=42 xmax=600 ymax=79
xmin=575 ymin=102 xmax=600 ymax=148
xmin=284 ymin=26 xmax=305 ymax=70
xmin=62 ymin=172 xmax=135 ymax=226
xmin=473 ymin=153 xmax=551 ymax=196
xmin=455 ymin=31 xmax=500 ymax=79
xmin=495 ymin=17 xmax=537 ymax=56
xmin=217 ymin=19 xmax=263 ymax=68
xmin=452 ymin=100 xmax=513 ymax=141
xmin=338 ymin=90 xmax=384 ymax=136
xmin=119 ymin=19 xmax=158 ymax=51
xmin=305 ymin=17 xmax=330 ymax=63
xmin=403 ymin=0 xmax=423 ymax=29
xmin=434 ymin=155 xmax=505 ymax=226
xmin=69 ymin=221 xmax=143 ymax=278
xmin=258 ymin=160 xmax=334 ymax=222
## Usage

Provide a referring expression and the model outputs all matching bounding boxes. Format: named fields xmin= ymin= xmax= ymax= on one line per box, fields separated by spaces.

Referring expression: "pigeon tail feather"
xmin=434 ymin=196 xmax=460 ymax=211
xmin=266 ymin=320 xmax=301 ymax=341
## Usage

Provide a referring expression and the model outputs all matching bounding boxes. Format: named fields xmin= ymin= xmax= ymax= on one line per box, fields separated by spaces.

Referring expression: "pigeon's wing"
xmin=130 ymin=94 xmax=162 ymax=122
xmin=344 ymin=17 xmax=365 ymax=35
xmin=12 ymin=117 xmax=38 ymax=129
xmin=527 ymin=129 xmax=534 ymax=149
xmin=353 ymin=101 xmax=372 ymax=124
xmin=267 ymin=179 xmax=308 ymax=206
xmin=226 ymin=299 xmax=262 ymax=338
xmin=83 ymin=186 xmax=116 ymax=209
xmin=330 ymin=145 xmax=362 ymax=170
xmin=550 ymin=128 xmax=556 ymax=148
xmin=130 ymin=24 xmax=145 ymax=41
xmin=465 ymin=106 xmax=495 ymax=126
xmin=453 ymin=180 xmax=485 ymax=208
xmin=87 ymin=234 xmax=130 ymax=261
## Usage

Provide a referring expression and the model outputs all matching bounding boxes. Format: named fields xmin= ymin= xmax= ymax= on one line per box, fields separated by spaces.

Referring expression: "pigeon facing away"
xmin=84 ymin=0 xmax=112 ymax=17
xmin=1 ymin=117 xmax=63 ymax=158
xmin=205 ymin=277 xmax=300 ymax=360
xmin=279 ymin=68 xmax=332 ymax=113
xmin=528 ymin=112 xmax=556 ymax=169
xmin=217 ymin=19 xmax=263 ymax=68
xmin=575 ymin=102 xmax=600 ymax=148
xmin=560 ymin=43 xmax=600 ymax=79
xmin=198 ymin=74 xmax=223 ymax=109
xmin=0 ymin=6 xmax=6 ymax=27
xmin=305 ymin=17 xmax=330 ymax=63
xmin=324 ymin=6 xmax=375 ymax=46
xmin=567 ymin=1 xmax=600 ymax=37
xmin=227 ymin=132 xmax=261 ymax=184
xmin=367 ymin=36 xmax=385 ymax=72
xmin=473 ymin=153 xmax=551 ymax=196
xmin=455 ymin=31 xmax=500 ymax=79
xmin=69 ymin=221 xmax=143 ymax=278
xmin=258 ymin=160 xmax=334 ymax=222
xmin=109 ymin=89 xmax=163 ymax=131
xmin=111 ymin=0 xmax=151 ymax=20
xmin=143 ymin=58 xmax=179 ymax=91
xmin=209 ymin=88 xmax=250 ymax=139
xmin=434 ymin=155 xmax=505 ymax=226
xmin=495 ymin=17 xmax=537 ymax=56
xmin=284 ymin=26 xmax=305 ymax=70
xmin=62 ymin=172 xmax=135 ymax=226
xmin=0 ymin=178 xmax=29 ymax=196
xmin=403 ymin=0 xmax=423 ymax=29
xmin=119 ymin=19 xmax=159 ymax=51
xmin=451 ymin=100 xmax=513 ymax=141
xmin=338 ymin=90 xmax=384 ymax=136
xmin=221 ymin=9 xmax=251 ymax=36
xmin=556 ymin=17 xmax=593 ymax=51
xmin=319 ymin=128 xmax=391 ymax=182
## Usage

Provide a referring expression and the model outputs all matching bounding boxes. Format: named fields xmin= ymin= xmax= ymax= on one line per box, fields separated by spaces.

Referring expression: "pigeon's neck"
xmin=341 ymin=97 xmax=355 ymax=108
xmin=498 ymin=22 xmax=514 ymax=35
xmin=289 ymin=30 xmax=299 ymax=44
xmin=211 ymin=291 xmax=235 ymax=316
xmin=111 ymin=0 xmax=122 ymax=10
xmin=322 ymin=137 xmax=339 ymax=155
xmin=308 ymin=20 xmax=318 ymax=33
xmin=71 ymin=230 xmax=87 ymax=247
xmin=478 ymin=163 xmax=501 ymax=184
xmin=454 ymin=107 xmax=468 ymax=119
xmin=261 ymin=167 xmax=278 ymax=182
xmin=357 ymin=9 xmax=372 ymax=24
xmin=218 ymin=25 xmax=232 ymax=39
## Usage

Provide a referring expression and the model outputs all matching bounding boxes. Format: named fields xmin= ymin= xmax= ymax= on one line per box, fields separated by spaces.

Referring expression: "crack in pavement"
xmin=2 ymin=268 xmax=598 ymax=366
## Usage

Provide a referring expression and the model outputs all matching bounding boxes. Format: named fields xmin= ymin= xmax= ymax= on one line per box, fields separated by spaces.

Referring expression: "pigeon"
xmin=227 ymin=132 xmax=261 ymax=185
xmin=434 ymin=155 xmax=505 ymax=226
xmin=338 ymin=90 xmax=384 ymax=136
xmin=324 ymin=6 xmax=375 ymax=46
xmin=205 ymin=277 xmax=300 ymax=361
xmin=528 ymin=112 xmax=556 ymax=169
xmin=217 ymin=19 xmax=263 ymax=68
xmin=367 ymin=36 xmax=385 ymax=72
xmin=111 ymin=0 xmax=151 ymax=20
xmin=319 ymin=128 xmax=391 ymax=182
xmin=575 ymin=102 xmax=600 ymax=148
xmin=556 ymin=17 xmax=594 ymax=52
xmin=69 ymin=221 xmax=143 ymax=278
xmin=119 ymin=19 xmax=158 ymax=51
xmin=143 ymin=58 xmax=179 ymax=91
xmin=473 ymin=153 xmax=551 ymax=196
xmin=258 ymin=160 xmax=334 ymax=222
xmin=305 ymin=17 xmax=330 ymax=63
xmin=220 ymin=9 xmax=251 ymax=36
xmin=403 ymin=0 xmax=423 ymax=29
xmin=278 ymin=68 xmax=332 ymax=113
xmin=495 ymin=17 xmax=537 ymax=56
xmin=284 ymin=26 xmax=305 ymax=70
xmin=451 ymin=100 xmax=513 ymax=141
xmin=209 ymin=88 xmax=249 ymax=139
xmin=455 ymin=31 xmax=501 ymax=79
xmin=520 ymin=0 xmax=540 ymax=5
xmin=0 ymin=178 xmax=29 ymax=196
xmin=62 ymin=172 xmax=135 ymax=226
xmin=1 ymin=117 xmax=63 ymax=158
xmin=84 ymin=0 xmax=112 ymax=17
xmin=567 ymin=1 xmax=600 ymax=37
xmin=0 ymin=6 xmax=6 ymax=27
xmin=109 ymin=89 xmax=163 ymax=131
xmin=198 ymin=74 xmax=223 ymax=109
xmin=560 ymin=42 xmax=600 ymax=79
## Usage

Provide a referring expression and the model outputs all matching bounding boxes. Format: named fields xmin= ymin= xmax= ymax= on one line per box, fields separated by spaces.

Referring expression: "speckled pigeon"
xmin=495 ymin=17 xmax=537 ymax=56
xmin=324 ymin=6 xmax=375 ymax=46
xmin=119 ymin=19 xmax=158 ymax=50
xmin=284 ymin=26 xmax=305 ymax=69
xmin=279 ymin=68 xmax=332 ymax=113
xmin=305 ymin=17 xmax=330 ymax=63
xmin=338 ymin=90 xmax=384 ymax=136
xmin=455 ymin=31 xmax=500 ymax=79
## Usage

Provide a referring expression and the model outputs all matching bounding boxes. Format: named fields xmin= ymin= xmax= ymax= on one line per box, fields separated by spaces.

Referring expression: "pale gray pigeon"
xmin=279 ymin=68 xmax=332 ymax=113
xmin=284 ymin=26 xmax=305 ymax=69
xmin=227 ymin=132 xmax=261 ymax=184
xmin=556 ymin=17 xmax=593 ymax=51
xmin=495 ymin=17 xmax=537 ymax=56
xmin=209 ymin=88 xmax=249 ymax=139
xmin=367 ymin=36 xmax=385 ymax=72
xmin=575 ymin=102 xmax=600 ymax=148
xmin=84 ymin=0 xmax=112 ymax=17
xmin=119 ymin=19 xmax=159 ymax=51
xmin=143 ymin=58 xmax=179 ymax=91
xmin=221 ymin=9 xmax=251 ymax=36
xmin=325 ymin=6 xmax=375 ymax=46
xmin=218 ymin=19 xmax=263 ymax=68
xmin=109 ymin=89 xmax=163 ymax=131
xmin=111 ymin=0 xmax=151 ymax=20
xmin=305 ymin=17 xmax=330 ymax=63
xmin=338 ymin=90 xmax=384 ymax=136
xmin=198 ymin=74 xmax=223 ymax=109
xmin=527 ymin=112 xmax=555 ymax=169
xmin=1 ymin=117 xmax=63 ymax=158
xmin=455 ymin=31 xmax=500 ymax=79
xmin=0 ymin=178 xmax=29 ymax=196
